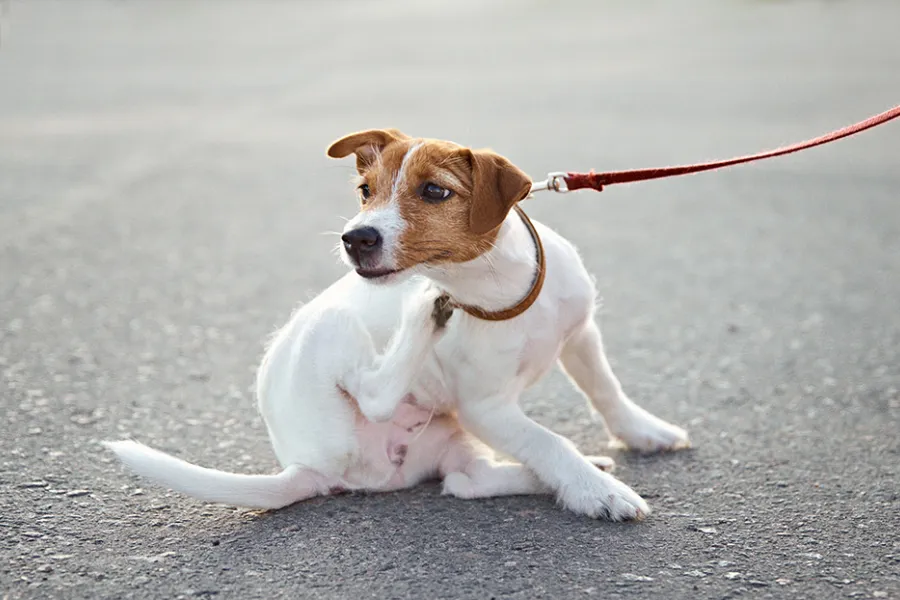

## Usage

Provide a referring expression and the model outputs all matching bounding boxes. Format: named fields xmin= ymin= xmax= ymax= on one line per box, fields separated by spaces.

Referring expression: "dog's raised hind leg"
xmin=350 ymin=286 xmax=452 ymax=422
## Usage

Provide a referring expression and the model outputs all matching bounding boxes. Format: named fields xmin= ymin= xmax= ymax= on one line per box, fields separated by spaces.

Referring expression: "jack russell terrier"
xmin=105 ymin=129 xmax=690 ymax=521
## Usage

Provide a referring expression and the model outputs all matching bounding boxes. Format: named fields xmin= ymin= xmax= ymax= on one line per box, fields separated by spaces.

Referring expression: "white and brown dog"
xmin=105 ymin=129 xmax=689 ymax=521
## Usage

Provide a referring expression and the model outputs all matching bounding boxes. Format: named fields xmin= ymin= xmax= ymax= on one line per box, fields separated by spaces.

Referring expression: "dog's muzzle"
xmin=342 ymin=227 xmax=382 ymax=265
xmin=342 ymin=226 xmax=398 ymax=279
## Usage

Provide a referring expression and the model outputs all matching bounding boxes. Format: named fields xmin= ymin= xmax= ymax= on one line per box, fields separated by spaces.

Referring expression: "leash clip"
xmin=530 ymin=172 xmax=569 ymax=195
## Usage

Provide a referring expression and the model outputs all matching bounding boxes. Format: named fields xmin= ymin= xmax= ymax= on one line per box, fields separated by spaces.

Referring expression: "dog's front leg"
xmin=351 ymin=288 xmax=453 ymax=422
xmin=458 ymin=398 xmax=649 ymax=521
xmin=559 ymin=320 xmax=690 ymax=452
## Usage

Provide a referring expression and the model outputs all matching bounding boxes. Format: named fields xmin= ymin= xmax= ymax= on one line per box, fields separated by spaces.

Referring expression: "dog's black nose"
xmin=341 ymin=227 xmax=382 ymax=262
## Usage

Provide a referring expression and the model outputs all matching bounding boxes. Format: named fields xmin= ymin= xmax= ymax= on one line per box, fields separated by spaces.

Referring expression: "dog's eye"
xmin=419 ymin=182 xmax=453 ymax=203
xmin=357 ymin=184 xmax=371 ymax=203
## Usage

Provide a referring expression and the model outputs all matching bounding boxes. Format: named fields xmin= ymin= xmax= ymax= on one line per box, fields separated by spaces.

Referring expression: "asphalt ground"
xmin=1 ymin=1 xmax=898 ymax=598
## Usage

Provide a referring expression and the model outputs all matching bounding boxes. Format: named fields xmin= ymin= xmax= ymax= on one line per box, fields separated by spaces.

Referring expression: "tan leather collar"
xmin=451 ymin=204 xmax=546 ymax=322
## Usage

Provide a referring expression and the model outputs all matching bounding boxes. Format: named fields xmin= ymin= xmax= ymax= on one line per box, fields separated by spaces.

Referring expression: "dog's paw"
xmin=559 ymin=471 xmax=650 ymax=521
xmin=356 ymin=395 xmax=398 ymax=423
xmin=353 ymin=374 xmax=399 ymax=423
xmin=441 ymin=472 xmax=475 ymax=499
xmin=400 ymin=284 xmax=452 ymax=333
xmin=431 ymin=293 xmax=454 ymax=330
xmin=605 ymin=401 xmax=691 ymax=453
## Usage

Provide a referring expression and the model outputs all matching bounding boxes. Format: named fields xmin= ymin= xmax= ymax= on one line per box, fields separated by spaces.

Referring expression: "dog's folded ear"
xmin=465 ymin=149 xmax=533 ymax=235
xmin=326 ymin=129 xmax=411 ymax=171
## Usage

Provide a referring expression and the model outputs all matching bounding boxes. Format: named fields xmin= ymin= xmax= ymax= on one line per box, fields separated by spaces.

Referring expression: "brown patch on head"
xmin=326 ymin=129 xmax=532 ymax=272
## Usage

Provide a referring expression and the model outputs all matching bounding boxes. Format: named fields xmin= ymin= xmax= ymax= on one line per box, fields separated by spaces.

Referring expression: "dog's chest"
xmin=430 ymin=316 xmax=562 ymax=399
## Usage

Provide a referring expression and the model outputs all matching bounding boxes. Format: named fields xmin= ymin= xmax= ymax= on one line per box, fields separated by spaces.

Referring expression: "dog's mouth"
xmin=355 ymin=267 xmax=401 ymax=280
xmin=357 ymin=253 xmax=450 ymax=280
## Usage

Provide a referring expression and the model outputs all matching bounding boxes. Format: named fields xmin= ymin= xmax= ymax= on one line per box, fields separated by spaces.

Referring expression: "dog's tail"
xmin=103 ymin=440 xmax=333 ymax=510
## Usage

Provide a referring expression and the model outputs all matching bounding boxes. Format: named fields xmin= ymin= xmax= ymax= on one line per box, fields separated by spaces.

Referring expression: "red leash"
xmin=531 ymin=104 xmax=900 ymax=194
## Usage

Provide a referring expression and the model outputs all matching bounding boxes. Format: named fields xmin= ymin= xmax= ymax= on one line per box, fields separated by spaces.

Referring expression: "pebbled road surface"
xmin=1 ymin=1 xmax=898 ymax=598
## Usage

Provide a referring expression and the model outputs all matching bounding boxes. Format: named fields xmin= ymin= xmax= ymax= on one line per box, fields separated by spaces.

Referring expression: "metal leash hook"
xmin=529 ymin=172 xmax=569 ymax=195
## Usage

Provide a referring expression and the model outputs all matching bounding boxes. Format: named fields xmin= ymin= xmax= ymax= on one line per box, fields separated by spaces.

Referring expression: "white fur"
xmin=391 ymin=142 xmax=422 ymax=201
xmin=101 ymin=440 xmax=331 ymax=510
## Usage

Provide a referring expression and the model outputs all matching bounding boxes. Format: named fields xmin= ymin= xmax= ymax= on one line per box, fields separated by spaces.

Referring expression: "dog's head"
xmin=327 ymin=129 xmax=532 ymax=283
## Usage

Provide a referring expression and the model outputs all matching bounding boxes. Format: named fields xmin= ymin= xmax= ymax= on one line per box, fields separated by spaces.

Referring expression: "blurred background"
xmin=1 ymin=1 xmax=898 ymax=599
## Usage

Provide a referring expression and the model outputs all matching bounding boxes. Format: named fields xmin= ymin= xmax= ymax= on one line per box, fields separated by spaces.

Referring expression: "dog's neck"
xmin=423 ymin=211 xmax=538 ymax=315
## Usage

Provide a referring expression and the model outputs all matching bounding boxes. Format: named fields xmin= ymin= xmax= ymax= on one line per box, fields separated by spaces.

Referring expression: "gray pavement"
xmin=1 ymin=1 xmax=899 ymax=598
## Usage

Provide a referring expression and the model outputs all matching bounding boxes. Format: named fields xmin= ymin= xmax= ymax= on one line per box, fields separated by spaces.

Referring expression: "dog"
xmin=105 ymin=129 xmax=689 ymax=520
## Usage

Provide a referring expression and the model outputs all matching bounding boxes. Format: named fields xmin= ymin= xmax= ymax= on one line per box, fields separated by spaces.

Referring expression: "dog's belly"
xmin=342 ymin=396 xmax=439 ymax=490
